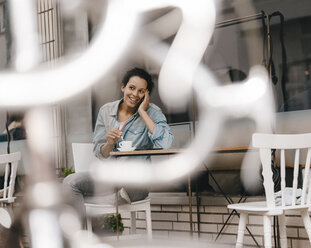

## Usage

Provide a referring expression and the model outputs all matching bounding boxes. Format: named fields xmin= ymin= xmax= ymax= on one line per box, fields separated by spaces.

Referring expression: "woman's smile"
xmin=128 ymin=96 xmax=140 ymax=104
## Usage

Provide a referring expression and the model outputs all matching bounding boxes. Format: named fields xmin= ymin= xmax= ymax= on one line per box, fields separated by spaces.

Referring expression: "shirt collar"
xmin=110 ymin=98 xmax=140 ymax=117
xmin=110 ymin=99 xmax=123 ymax=117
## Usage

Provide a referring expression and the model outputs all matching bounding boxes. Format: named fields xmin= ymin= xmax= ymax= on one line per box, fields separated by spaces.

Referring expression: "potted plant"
xmin=62 ymin=166 xmax=75 ymax=177
xmin=93 ymin=213 xmax=124 ymax=235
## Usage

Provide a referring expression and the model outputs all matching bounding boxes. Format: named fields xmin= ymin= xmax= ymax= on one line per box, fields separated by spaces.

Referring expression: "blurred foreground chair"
xmin=228 ymin=133 xmax=311 ymax=248
xmin=72 ymin=143 xmax=152 ymax=239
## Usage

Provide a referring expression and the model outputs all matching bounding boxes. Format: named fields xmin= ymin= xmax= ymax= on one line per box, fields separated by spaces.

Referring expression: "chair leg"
xmin=86 ymin=216 xmax=92 ymax=232
xmin=278 ymin=214 xmax=287 ymax=248
xmin=130 ymin=211 xmax=136 ymax=234
xmin=301 ymin=209 xmax=311 ymax=243
xmin=236 ymin=213 xmax=247 ymax=248
xmin=263 ymin=215 xmax=272 ymax=248
xmin=145 ymin=203 xmax=152 ymax=240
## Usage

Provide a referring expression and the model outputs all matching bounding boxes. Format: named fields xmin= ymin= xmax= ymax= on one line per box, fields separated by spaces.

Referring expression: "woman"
xmin=64 ymin=68 xmax=173 ymax=221
xmin=93 ymin=67 xmax=173 ymax=158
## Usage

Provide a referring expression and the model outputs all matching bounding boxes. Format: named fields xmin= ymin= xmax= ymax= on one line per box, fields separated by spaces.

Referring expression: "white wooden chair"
xmin=0 ymin=152 xmax=21 ymax=205
xmin=72 ymin=143 xmax=152 ymax=239
xmin=0 ymin=152 xmax=21 ymax=228
xmin=228 ymin=133 xmax=311 ymax=248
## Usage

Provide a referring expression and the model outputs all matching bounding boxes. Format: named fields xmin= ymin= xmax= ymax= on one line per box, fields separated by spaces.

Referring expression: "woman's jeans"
xmin=63 ymin=172 xmax=148 ymax=225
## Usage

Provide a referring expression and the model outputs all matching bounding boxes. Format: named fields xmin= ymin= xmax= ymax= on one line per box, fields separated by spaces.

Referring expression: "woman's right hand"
xmin=106 ymin=128 xmax=122 ymax=146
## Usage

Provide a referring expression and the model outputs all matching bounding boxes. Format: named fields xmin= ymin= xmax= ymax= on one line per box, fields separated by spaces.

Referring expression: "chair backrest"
xmin=252 ymin=133 xmax=311 ymax=209
xmin=72 ymin=143 xmax=100 ymax=173
xmin=169 ymin=122 xmax=192 ymax=148
xmin=0 ymin=152 xmax=21 ymax=203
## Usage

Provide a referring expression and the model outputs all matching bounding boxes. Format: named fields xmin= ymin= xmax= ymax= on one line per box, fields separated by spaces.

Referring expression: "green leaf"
xmin=62 ymin=166 xmax=75 ymax=177
xmin=99 ymin=213 xmax=124 ymax=233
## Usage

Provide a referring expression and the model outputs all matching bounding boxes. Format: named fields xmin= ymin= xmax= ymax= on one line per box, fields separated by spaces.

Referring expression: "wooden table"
xmin=110 ymin=148 xmax=180 ymax=156
xmin=110 ymin=146 xmax=250 ymax=156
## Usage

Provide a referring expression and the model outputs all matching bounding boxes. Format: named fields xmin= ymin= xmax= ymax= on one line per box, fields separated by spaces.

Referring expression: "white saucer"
xmin=117 ymin=147 xmax=136 ymax=152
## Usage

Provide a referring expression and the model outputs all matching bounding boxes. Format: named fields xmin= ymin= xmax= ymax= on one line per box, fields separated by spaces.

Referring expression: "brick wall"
xmin=120 ymin=193 xmax=311 ymax=248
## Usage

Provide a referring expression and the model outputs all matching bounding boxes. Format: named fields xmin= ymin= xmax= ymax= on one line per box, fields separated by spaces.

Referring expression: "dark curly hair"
xmin=121 ymin=68 xmax=154 ymax=94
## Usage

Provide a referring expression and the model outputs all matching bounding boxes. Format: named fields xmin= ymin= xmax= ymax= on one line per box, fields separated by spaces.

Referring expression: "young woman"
xmin=64 ymin=68 xmax=173 ymax=222
xmin=93 ymin=67 xmax=174 ymax=159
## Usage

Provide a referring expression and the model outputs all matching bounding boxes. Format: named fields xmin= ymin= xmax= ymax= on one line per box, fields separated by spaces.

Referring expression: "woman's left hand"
xmin=138 ymin=90 xmax=149 ymax=113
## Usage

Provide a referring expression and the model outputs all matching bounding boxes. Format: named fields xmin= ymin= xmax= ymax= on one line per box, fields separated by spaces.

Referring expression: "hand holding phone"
xmin=138 ymin=90 xmax=149 ymax=113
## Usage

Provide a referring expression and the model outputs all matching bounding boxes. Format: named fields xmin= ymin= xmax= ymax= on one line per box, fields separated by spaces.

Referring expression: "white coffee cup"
xmin=119 ymin=140 xmax=133 ymax=148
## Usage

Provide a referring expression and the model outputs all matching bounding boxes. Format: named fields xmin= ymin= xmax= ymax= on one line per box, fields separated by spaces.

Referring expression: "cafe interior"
xmin=1 ymin=0 xmax=311 ymax=247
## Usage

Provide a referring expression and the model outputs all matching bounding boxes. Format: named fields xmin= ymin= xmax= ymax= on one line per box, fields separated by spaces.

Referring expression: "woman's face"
xmin=121 ymin=76 xmax=147 ymax=109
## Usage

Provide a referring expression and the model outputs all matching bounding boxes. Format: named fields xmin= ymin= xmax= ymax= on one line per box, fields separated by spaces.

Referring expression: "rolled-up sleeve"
xmin=93 ymin=109 xmax=107 ymax=159
xmin=147 ymin=110 xmax=174 ymax=149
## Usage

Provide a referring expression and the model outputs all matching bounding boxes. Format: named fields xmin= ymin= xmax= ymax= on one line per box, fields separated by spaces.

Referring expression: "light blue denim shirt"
xmin=93 ymin=99 xmax=174 ymax=160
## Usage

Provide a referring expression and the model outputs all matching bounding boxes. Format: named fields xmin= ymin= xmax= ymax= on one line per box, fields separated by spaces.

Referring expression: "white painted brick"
xmin=200 ymin=213 xmax=223 ymax=223
xmin=205 ymin=206 xmax=228 ymax=214
xmin=173 ymin=222 xmax=192 ymax=231
xmin=286 ymin=210 xmax=302 ymax=215
xmin=201 ymin=197 xmax=233 ymax=206
xmin=193 ymin=223 xmax=200 ymax=232
xmin=151 ymin=205 xmax=161 ymax=211
xmin=223 ymin=214 xmax=240 ymax=224
xmin=135 ymin=228 xmax=148 ymax=235
xmin=177 ymin=213 xmax=223 ymax=223
xmin=162 ymin=205 xmax=182 ymax=212
xmin=151 ymin=212 xmax=178 ymax=221
xmin=122 ymin=219 xmax=146 ymax=228
xmin=122 ymin=219 xmax=131 ymax=227
xmin=216 ymin=224 xmax=264 ymax=239
xmin=287 ymin=239 xmax=292 ymax=248
xmin=199 ymin=223 xmax=218 ymax=233
xmin=291 ymin=238 xmax=311 ymax=248
xmin=135 ymin=220 xmax=147 ymax=229
xmin=121 ymin=211 xmax=145 ymax=220
xmin=122 ymin=228 xmax=130 ymax=235
xmin=153 ymin=230 xmax=169 ymax=237
xmin=249 ymin=215 xmax=262 ymax=225
xmin=219 ymin=224 xmax=238 ymax=235
xmin=178 ymin=213 xmax=197 ymax=222
xmin=121 ymin=212 xmax=130 ymax=218
xmin=286 ymin=216 xmax=304 ymax=227
xmin=214 ymin=233 xmax=237 ymax=245
xmin=298 ymin=228 xmax=308 ymax=238
xmin=246 ymin=225 xmax=264 ymax=236
xmin=121 ymin=217 xmax=130 ymax=223
xmin=286 ymin=227 xmax=298 ymax=238
xmin=137 ymin=212 xmax=145 ymax=219
xmin=181 ymin=205 xmax=204 ymax=212
xmin=145 ymin=200 xmax=311 ymax=247
xmin=152 ymin=221 xmax=173 ymax=230
xmin=243 ymin=235 xmax=263 ymax=246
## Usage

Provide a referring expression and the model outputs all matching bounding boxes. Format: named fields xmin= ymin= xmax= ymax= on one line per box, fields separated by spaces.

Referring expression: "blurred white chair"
xmin=0 ymin=152 xmax=21 ymax=205
xmin=72 ymin=143 xmax=99 ymax=173
xmin=228 ymin=133 xmax=311 ymax=248
xmin=0 ymin=152 xmax=21 ymax=229
xmin=72 ymin=143 xmax=152 ymax=239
